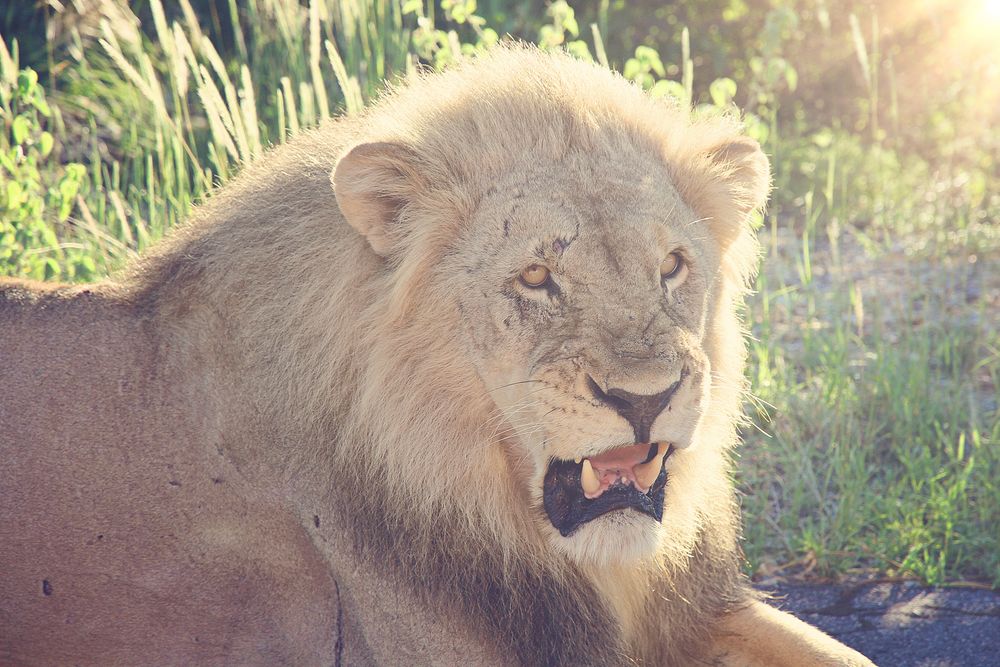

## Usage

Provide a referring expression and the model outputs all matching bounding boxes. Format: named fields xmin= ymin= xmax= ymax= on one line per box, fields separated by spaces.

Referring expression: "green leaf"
xmin=538 ymin=25 xmax=561 ymax=48
xmin=784 ymin=66 xmax=798 ymax=92
xmin=447 ymin=0 xmax=469 ymax=23
xmin=709 ymin=77 xmax=738 ymax=107
xmin=39 ymin=131 xmax=54 ymax=157
xmin=723 ymin=0 xmax=749 ymax=22
xmin=401 ymin=0 xmax=423 ymax=15
xmin=812 ymin=128 xmax=834 ymax=148
xmin=565 ymin=41 xmax=593 ymax=62
xmin=41 ymin=224 xmax=60 ymax=250
xmin=12 ymin=116 xmax=31 ymax=145
xmin=0 ymin=150 xmax=17 ymax=174
xmin=17 ymin=68 xmax=38 ymax=97
xmin=743 ymin=113 xmax=769 ymax=144
xmin=44 ymin=257 xmax=61 ymax=280
xmin=479 ymin=28 xmax=499 ymax=47
xmin=64 ymin=163 xmax=86 ymax=182
xmin=563 ymin=16 xmax=579 ymax=38
xmin=58 ymin=168 xmax=86 ymax=222
xmin=634 ymin=46 xmax=665 ymax=77
xmin=650 ymin=79 xmax=687 ymax=102
xmin=623 ymin=59 xmax=640 ymax=82
xmin=31 ymin=95 xmax=51 ymax=118
xmin=5 ymin=180 xmax=23 ymax=207
xmin=59 ymin=183 xmax=80 ymax=221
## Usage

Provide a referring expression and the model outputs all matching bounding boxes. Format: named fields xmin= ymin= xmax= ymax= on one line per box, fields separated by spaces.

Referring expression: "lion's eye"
xmin=519 ymin=264 xmax=551 ymax=288
xmin=660 ymin=252 xmax=684 ymax=280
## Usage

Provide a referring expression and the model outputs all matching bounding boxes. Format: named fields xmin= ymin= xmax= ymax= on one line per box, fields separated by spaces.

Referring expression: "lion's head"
xmin=328 ymin=46 xmax=769 ymax=572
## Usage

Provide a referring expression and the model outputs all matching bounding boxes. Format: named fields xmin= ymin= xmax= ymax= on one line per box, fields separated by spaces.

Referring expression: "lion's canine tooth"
xmin=581 ymin=459 xmax=601 ymax=496
xmin=635 ymin=442 xmax=669 ymax=490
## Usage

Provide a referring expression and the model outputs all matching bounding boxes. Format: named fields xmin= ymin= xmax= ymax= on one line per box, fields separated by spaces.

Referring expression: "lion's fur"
xmin=1 ymin=46 xmax=874 ymax=665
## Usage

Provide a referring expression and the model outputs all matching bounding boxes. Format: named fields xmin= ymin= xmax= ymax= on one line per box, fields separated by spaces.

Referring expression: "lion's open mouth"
xmin=542 ymin=442 xmax=674 ymax=536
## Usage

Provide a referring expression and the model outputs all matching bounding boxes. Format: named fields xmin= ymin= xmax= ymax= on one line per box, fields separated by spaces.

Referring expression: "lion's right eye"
xmin=519 ymin=264 xmax=551 ymax=288
xmin=660 ymin=252 xmax=684 ymax=280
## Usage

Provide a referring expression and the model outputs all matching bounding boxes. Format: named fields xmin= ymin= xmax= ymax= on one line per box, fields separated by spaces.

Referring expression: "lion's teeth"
xmin=634 ymin=442 xmax=669 ymax=490
xmin=581 ymin=459 xmax=601 ymax=496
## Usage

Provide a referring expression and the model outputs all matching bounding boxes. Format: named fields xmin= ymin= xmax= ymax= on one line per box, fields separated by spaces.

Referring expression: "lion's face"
xmin=443 ymin=151 xmax=723 ymax=565
xmin=332 ymin=49 xmax=768 ymax=571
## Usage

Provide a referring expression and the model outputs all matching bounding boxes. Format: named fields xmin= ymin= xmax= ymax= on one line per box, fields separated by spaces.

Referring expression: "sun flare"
xmin=984 ymin=0 xmax=1000 ymax=19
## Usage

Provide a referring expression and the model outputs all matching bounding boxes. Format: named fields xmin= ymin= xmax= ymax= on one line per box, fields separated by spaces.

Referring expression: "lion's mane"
xmin=115 ymin=46 xmax=766 ymax=663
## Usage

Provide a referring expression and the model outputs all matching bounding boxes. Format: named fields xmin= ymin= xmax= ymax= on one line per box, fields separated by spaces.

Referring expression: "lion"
xmin=0 ymin=46 xmax=874 ymax=666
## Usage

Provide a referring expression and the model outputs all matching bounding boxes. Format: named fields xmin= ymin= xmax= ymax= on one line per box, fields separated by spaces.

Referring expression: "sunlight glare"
xmin=985 ymin=0 xmax=1000 ymax=20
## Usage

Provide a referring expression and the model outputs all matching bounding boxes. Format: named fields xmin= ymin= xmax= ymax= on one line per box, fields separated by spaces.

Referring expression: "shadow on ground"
xmin=759 ymin=581 xmax=1000 ymax=667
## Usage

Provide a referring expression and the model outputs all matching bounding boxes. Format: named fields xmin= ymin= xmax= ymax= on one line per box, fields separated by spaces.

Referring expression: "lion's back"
xmin=0 ymin=281 xmax=158 ymax=451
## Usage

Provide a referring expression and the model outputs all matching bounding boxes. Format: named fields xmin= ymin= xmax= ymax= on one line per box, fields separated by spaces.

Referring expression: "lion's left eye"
xmin=660 ymin=252 xmax=684 ymax=280
xmin=519 ymin=264 xmax=551 ymax=288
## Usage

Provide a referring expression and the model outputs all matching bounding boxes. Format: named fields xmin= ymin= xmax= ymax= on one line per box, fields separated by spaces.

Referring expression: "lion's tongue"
xmin=583 ymin=443 xmax=664 ymax=499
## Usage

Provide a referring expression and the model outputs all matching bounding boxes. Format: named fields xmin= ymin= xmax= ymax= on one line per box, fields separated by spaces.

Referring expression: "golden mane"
xmin=131 ymin=43 xmax=760 ymax=550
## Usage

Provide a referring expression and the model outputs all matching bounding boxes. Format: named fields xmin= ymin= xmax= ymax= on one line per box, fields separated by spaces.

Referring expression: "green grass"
xmin=1 ymin=0 xmax=997 ymax=586
xmin=739 ymin=111 xmax=1000 ymax=585
xmin=743 ymin=251 xmax=999 ymax=584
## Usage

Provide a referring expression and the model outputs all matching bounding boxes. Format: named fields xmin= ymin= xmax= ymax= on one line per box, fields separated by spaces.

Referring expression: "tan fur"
xmin=0 ymin=46 xmax=874 ymax=665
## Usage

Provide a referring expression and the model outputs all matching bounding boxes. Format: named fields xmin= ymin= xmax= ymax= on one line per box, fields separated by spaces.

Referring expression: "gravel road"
xmin=760 ymin=581 xmax=1000 ymax=667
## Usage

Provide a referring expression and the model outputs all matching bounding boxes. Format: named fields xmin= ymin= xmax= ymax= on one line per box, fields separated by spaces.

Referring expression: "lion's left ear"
xmin=332 ymin=142 xmax=425 ymax=256
xmin=705 ymin=136 xmax=771 ymax=219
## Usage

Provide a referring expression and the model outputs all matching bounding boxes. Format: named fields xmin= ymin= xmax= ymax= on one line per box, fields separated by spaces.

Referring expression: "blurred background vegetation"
xmin=1 ymin=0 xmax=997 ymax=586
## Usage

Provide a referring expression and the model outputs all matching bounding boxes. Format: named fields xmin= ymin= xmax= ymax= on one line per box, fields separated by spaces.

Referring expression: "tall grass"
xmin=1 ymin=0 xmax=997 ymax=585
xmin=62 ymin=0 xmax=413 ymax=268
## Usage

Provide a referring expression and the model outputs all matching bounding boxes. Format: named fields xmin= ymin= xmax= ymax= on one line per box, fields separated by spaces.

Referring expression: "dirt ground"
xmin=761 ymin=581 xmax=1000 ymax=667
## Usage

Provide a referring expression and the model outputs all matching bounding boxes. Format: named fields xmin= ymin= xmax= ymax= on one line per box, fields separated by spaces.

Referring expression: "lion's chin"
xmin=550 ymin=510 xmax=666 ymax=567
xmin=538 ymin=442 xmax=676 ymax=567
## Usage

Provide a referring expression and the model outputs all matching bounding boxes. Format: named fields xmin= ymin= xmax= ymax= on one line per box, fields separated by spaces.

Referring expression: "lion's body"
xmin=1 ymin=284 xmax=332 ymax=663
xmin=0 ymin=47 xmax=874 ymax=666
xmin=0 ymin=254 xmax=504 ymax=666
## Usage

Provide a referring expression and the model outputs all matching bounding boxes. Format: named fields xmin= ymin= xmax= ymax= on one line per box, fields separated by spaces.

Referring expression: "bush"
xmin=0 ymin=59 xmax=93 ymax=281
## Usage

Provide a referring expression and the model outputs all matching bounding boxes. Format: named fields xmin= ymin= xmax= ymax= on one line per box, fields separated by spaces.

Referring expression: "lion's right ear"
xmin=332 ymin=142 xmax=424 ymax=256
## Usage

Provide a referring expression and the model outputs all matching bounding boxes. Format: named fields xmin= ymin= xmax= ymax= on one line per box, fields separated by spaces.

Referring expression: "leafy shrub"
xmin=0 ymin=60 xmax=93 ymax=281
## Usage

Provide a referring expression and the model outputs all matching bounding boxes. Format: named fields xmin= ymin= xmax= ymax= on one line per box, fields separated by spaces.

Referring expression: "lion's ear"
xmin=705 ymin=136 xmax=771 ymax=219
xmin=332 ymin=142 xmax=424 ymax=256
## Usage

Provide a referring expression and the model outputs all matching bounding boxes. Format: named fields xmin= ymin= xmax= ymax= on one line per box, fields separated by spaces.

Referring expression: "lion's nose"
xmin=585 ymin=371 xmax=687 ymax=443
